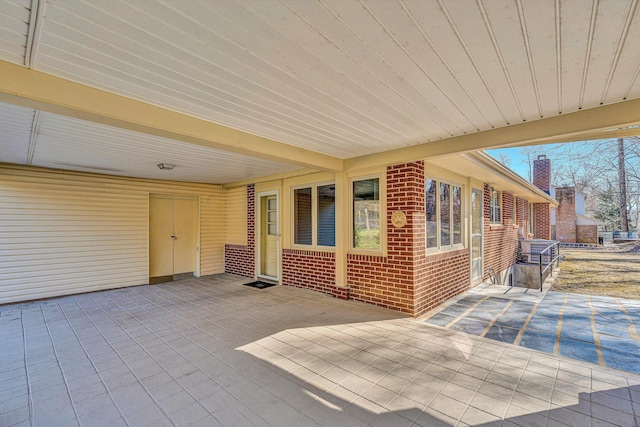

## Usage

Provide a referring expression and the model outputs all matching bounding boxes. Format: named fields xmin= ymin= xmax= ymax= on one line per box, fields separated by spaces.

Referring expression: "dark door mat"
xmin=243 ymin=281 xmax=277 ymax=289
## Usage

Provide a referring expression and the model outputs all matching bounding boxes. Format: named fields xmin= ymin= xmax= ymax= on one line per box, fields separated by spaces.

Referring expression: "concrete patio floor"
xmin=1 ymin=275 xmax=640 ymax=426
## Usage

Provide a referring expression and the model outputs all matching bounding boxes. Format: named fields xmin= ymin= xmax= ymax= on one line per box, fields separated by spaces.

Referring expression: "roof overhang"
xmin=0 ymin=60 xmax=344 ymax=173
xmin=428 ymin=151 xmax=558 ymax=206
xmin=2 ymin=0 xmax=640 ymax=185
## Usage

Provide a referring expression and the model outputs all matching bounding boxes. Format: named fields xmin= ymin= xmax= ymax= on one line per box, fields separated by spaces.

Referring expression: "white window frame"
xmin=291 ymin=181 xmax=335 ymax=249
xmin=490 ymin=187 xmax=502 ymax=225
xmin=529 ymin=202 xmax=535 ymax=235
xmin=425 ymin=176 xmax=464 ymax=251
xmin=350 ymin=174 xmax=385 ymax=254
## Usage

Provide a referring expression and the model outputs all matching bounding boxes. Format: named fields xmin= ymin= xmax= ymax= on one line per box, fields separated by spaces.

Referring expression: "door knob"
xmin=171 ymin=235 xmax=177 ymax=240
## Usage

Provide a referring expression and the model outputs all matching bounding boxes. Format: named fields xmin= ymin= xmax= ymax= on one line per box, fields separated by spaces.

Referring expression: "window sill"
xmin=425 ymin=245 xmax=465 ymax=255
xmin=289 ymin=246 xmax=336 ymax=253
xmin=348 ymin=248 xmax=385 ymax=257
xmin=489 ymin=224 xmax=504 ymax=230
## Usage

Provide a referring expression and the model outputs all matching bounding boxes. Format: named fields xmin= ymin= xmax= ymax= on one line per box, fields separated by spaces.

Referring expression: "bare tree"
xmin=509 ymin=138 xmax=640 ymax=232
xmin=518 ymin=146 xmax=543 ymax=181
xmin=495 ymin=152 xmax=512 ymax=168
xmin=618 ymin=138 xmax=630 ymax=232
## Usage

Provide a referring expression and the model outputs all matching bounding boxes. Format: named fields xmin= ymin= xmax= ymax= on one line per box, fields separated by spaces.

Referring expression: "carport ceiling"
xmin=1 ymin=0 xmax=640 ymax=184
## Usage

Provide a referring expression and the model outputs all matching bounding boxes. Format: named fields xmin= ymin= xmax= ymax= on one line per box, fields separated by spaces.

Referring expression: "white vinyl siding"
xmin=0 ymin=165 xmax=225 ymax=304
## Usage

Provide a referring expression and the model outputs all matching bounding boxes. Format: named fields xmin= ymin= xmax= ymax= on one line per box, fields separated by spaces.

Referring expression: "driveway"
xmin=424 ymin=284 xmax=640 ymax=374
xmin=1 ymin=275 xmax=640 ymax=426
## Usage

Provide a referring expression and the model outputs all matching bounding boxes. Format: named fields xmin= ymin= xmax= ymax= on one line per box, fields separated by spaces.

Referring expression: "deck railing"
xmin=538 ymin=241 xmax=561 ymax=291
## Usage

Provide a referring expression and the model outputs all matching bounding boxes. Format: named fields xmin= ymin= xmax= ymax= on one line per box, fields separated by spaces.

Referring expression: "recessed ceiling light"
xmin=157 ymin=163 xmax=176 ymax=170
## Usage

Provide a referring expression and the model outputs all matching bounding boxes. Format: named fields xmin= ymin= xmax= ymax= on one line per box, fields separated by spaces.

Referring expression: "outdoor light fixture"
xmin=157 ymin=163 xmax=176 ymax=170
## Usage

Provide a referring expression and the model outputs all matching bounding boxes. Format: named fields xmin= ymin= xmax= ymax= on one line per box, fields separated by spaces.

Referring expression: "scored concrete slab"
xmin=424 ymin=283 xmax=640 ymax=375
xmin=1 ymin=275 xmax=640 ymax=426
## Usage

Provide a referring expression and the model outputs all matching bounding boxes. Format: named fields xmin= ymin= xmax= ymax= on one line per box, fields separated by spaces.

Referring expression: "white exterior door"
xmin=259 ymin=193 xmax=279 ymax=280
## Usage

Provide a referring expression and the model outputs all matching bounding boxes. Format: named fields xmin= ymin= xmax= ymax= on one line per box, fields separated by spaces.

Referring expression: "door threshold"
xmin=173 ymin=272 xmax=195 ymax=281
xmin=257 ymin=276 xmax=279 ymax=285
xmin=149 ymin=272 xmax=195 ymax=284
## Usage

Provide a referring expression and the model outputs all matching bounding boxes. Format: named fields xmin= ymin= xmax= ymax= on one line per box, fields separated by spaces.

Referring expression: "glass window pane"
xmin=453 ymin=185 xmax=462 ymax=245
xmin=472 ymin=189 xmax=482 ymax=233
xmin=426 ymin=179 xmax=437 ymax=248
xmin=294 ymin=187 xmax=312 ymax=245
xmin=490 ymin=188 xmax=501 ymax=223
xmin=268 ymin=224 xmax=277 ymax=235
xmin=440 ymin=183 xmax=450 ymax=246
xmin=268 ymin=211 xmax=277 ymax=223
xmin=353 ymin=178 xmax=380 ymax=249
xmin=268 ymin=198 xmax=277 ymax=210
xmin=317 ymin=184 xmax=335 ymax=246
xmin=472 ymin=235 xmax=481 ymax=258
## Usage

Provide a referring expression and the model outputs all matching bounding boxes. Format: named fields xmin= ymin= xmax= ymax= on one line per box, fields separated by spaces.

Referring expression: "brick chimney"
xmin=533 ymin=155 xmax=551 ymax=194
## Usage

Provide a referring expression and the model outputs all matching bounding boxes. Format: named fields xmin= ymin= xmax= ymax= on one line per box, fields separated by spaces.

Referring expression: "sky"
xmin=486 ymin=142 xmax=592 ymax=184
xmin=486 ymin=147 xmax=530 ymax=179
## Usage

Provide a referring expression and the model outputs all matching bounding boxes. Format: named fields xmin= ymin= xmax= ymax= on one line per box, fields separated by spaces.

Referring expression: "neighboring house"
xmin=0 ymin=151 xmax=555 ymax=317
xmin=532 ymin=155 xmax=600 ymax=244
xmin=551 ymin=187 xmax=601 ymax=244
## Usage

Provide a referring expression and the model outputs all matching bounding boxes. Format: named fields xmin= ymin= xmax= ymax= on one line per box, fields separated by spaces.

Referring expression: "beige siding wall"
xmin=200 ymin=194 xmax=225 ymax=275
xmin=225 ymin=186 xmax=247 ymax=245
xmin=0 ymin=165 xmax=225 ymax=304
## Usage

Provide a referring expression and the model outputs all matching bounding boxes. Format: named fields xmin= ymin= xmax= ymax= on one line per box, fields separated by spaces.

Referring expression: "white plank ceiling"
xmin=0 ymin=101 xmax=301 ymax=183
xmin=0 ymin=0 xmax=639 ymax=183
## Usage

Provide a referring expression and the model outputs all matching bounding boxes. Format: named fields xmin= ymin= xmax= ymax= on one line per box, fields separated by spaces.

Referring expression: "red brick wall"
xmin=347 ymin=162 xmax=471 ymax=317
xmin=224 ymin=184 xmax=255 ymax=278
xmin=531 ymin=154 xmax=552 ymax=240
xmin=348 ymin=163 xmax=424 ymax=315
xmin=483 ymin=185 xmax=519 ymax=281
xmin=414 ymin=249 xmax=470 ymax=316
xmin=282 ymin=250 xmax=338 ymax=296
xmin=555 ymin=187 xmax=577 ymax=243
xmin=348 ymin=253 xmax=415 ymax=314
xmin=576 ymin=225 xmax=598 ymax=244
xmin=534 ymin=203 xmax=551 ymax=240
xmin=533 ymin=155 xmax=551 ymax=194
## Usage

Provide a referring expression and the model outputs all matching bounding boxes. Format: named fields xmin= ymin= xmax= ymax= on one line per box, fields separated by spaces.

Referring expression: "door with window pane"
xmin=471 ymin=188 xmax=483 ymax=284
xmin=260 ymin=194 xmax=279 ymax=279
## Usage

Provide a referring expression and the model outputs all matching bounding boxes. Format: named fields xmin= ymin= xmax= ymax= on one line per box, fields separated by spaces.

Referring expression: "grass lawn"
xmin=552 ymin=242 xmax=640 ymax=299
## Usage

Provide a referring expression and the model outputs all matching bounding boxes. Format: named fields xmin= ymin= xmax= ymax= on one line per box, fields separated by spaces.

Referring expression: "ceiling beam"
xmin=26 ymin=110 xmax=41 ymax=165
xmin=24 ymin=0 xmax=45 ymax=68
xmin=345 ymin=98 xmax=640 ymax=170
xmin=513 ymin=127 xmax=640 ymax=148
xmin=0 ymin=60 xmax=343 ymax=172
xmin=222 ymin=168 xmax=321 ymax=189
